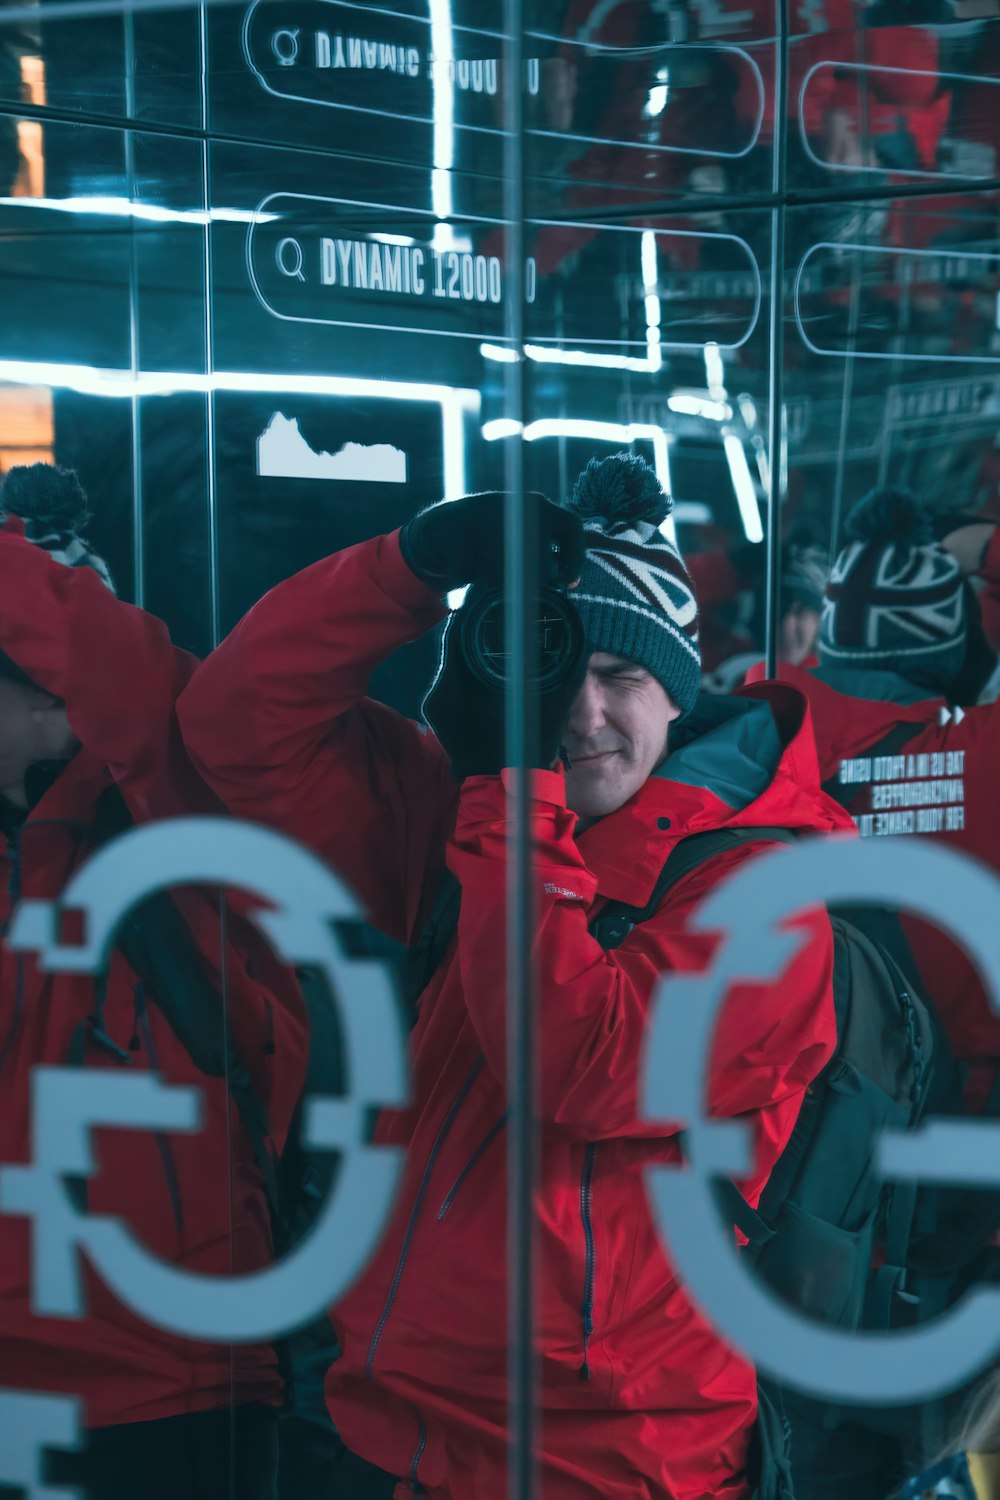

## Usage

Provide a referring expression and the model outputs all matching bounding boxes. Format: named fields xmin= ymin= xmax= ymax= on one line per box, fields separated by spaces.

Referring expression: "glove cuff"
xmin=399 ymin=513 xmax=451 ymax=589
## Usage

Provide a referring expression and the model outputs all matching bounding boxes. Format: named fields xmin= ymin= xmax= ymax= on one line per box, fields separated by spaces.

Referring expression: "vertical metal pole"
xmin=196 ymin=6 xmax=233 ymax=1487
xmin=503 ymin=3 xmax=537 ymax=1499
xmin=830 ymin=9 xmax=872 ymax=551
xmin=764 ymin=0 xmax=789 ymax=679
xmin=123 ymin=7 xmax=144 ymax=608
xmin=199 ymin=0 xmax=221 ymax=650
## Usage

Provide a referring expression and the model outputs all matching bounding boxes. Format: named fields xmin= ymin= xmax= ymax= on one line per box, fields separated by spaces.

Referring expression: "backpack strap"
xmin=409 ymin=826 xmax=802 ymax=994
xmin=407 ymin=825 xmax=801 ymax=1248
xmin=821 ymin=720 xmax=922 ymax=808
xmin=591 ymin=826 xmax=799 ymax=952
xmin=406 ymin=866 xmax=462 ymax=1014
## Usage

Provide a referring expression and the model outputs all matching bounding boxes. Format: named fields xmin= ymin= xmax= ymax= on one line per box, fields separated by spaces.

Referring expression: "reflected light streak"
xmin=0 ymin=356 xmax=477 ymax=522
xmin=482 ymin=416 xmax=675 ymax=543
xmin=0 ymin=195 xmax=274 ymax=225
xmin=723 ymin=432 xmax=764 ymax=543
xmin=641 ymin=230 xmax=662 ymax=373
xmin=704 ymin=342 xmax=726 ymax=398
xmin=480 ymin=233 xmax=668 ymax=374
xmin=667 ymin=393 xmax=732 ymax=421
xmin=481 ymin=341 xmax=663 ymax=373
xmin=643 ymin=67 xmax=670 ymax=118
xmin=430 ymin=0 xmax=458 ymax=252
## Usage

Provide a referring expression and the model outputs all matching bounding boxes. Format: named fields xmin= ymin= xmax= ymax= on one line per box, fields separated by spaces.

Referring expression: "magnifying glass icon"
xmin=275 ymin=237 xmax=305 ymax=282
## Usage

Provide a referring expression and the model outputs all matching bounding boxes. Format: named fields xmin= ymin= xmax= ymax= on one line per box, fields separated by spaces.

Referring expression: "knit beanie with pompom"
xmin=820 ymin=487 xmax=966 ymax=691
xmin=563 ymin=453 xmax=701 ymax=716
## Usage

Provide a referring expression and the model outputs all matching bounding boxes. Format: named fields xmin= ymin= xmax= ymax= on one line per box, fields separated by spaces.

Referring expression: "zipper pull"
xmin=579 ymin=1310 xmax=593 ymax=1380
xmin=3 ymin=830 xmax=21 ymax=935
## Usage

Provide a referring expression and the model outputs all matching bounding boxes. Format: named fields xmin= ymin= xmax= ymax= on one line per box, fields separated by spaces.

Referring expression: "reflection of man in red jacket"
xmin=750 ymin=488 xmax=1000 ymax=1116
xmin=180 ymin=454 xmax=851 ymax=1500
xmin=0 ymin=465 xmax=308 ymax=1498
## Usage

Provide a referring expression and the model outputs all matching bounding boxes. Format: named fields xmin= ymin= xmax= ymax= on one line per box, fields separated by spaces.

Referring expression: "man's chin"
xmin=565 ymin=776 xmax=626 ymax=821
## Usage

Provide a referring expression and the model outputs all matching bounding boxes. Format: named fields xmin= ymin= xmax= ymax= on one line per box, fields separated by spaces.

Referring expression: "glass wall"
xmin=1 ymin=2 xmax=999 ymax=1497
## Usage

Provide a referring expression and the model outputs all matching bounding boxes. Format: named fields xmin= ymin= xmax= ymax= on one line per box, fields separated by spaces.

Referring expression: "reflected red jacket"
xmin=179 ymin=532 xmax=852 ymax=1500
xmin=0 ymin=521 xmax=308 ymax=1427
xmin=749 ymin=655 xmax=1000 ymax=1112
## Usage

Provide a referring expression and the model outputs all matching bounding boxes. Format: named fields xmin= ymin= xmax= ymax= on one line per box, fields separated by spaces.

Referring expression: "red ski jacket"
xmin=179 ymin=531 xmax=853 ymax=1500
xmin=0 ymin=520 xmax=308 ymax=1427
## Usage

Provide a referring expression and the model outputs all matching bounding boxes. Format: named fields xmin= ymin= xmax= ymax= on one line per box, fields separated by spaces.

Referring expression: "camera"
xmin=458 ymin=584 xmax=585 ymax=692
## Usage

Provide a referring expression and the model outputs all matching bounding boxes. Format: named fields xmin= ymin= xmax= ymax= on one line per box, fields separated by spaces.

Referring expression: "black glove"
xmin=422 ymin=586 xmax=588 ymax=781
xmin=399 ymin=491 xmax=584 ymax=593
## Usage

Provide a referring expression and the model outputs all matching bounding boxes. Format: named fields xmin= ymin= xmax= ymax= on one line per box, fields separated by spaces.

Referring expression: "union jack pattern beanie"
xmin=820 ymin=488 xmax=966 ymax=691
xmin=565 ymin=453 xmax=701 ymax=717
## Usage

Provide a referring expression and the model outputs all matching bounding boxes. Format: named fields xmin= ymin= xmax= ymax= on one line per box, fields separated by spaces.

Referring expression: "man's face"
xmin=0 ymin=677 xmax=74 ymax=807
xmin=561 ymin=652 xmax=681 ymax=823
xmin=780 ymin=603 xmax=821 ymax=666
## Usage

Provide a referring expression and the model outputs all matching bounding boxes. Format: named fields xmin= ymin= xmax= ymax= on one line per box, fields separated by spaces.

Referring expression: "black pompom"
xmin=567 ymin=452 xmax=672 ymax=529
xmin=1 ymin=463 xmax=90 ymax=536
xmin=844 ymin=487 xmax=930 ymax=548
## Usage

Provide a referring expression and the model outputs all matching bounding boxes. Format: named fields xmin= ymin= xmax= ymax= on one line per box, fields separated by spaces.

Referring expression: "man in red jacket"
xmin=179 ymin=454 xmax=851 ymax=1499
xmin=0 ymin=464 xmax=308 ymax=1498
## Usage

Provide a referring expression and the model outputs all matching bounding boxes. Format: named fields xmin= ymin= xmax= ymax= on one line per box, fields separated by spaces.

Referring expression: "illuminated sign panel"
xmin=240 ymin=0 xmax=764 ymax=159
xmin=247 ymin=193 xmax=761 ymax=352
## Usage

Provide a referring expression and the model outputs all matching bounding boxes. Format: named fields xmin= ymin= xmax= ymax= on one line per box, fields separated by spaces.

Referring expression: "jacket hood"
xmin=661 ymin=691 xmax=784 ymax=811
xmin=658 ymin=682 xmax=848 ymax=827
xmin=746 ymin=660 xmax=943 ymax=784
xmin=578 ymin=681 xmax=854 ymax=908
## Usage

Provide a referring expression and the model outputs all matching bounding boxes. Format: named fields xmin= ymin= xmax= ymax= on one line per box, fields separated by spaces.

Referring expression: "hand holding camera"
xmin=399 ymin=490 xmax=584 ymax=593
xmin=411 ymin=492 xmax=588 ymax=780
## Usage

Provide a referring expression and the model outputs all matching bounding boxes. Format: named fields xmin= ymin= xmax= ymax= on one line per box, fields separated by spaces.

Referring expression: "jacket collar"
xmin=577 ymin=682 xmax=852 ymax=908
xmin=755 ymin=661 xmax=944 ymax=784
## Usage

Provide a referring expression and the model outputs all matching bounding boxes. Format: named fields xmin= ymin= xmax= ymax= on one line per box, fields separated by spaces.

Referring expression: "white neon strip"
xmin=737 ymin=393 xmax=758 ymax=429
xmin=481 ymin=341 xmax=663 ymax=373
xmin=370 ymin=232 xmax=417 ymax=247
xmin=644 ymin=83 xmax=669 ymax=118
xmin=754 ymin=443 xmax=770 ymax=490
xmin=480 ymin=344 xmax=521 ymax=364
xmin=0 ymin=357 xmax=474 ymax=516
xmin=0 ymin=357 xmax=480 ymax=406
xmin=430 ymin=0 xmax=456 ymax=250
xmin=640 ymin=230 xmax=658 ymax=293
xmin=481 ymin=417 xmax=676 ymax=543
xmin=667 ymin=393 xmax=732 ymax=421
xmin=481 ymin=418 xmax=524 ymax=439
xmin=724 ymin=433 xmax=764 ymax=543
xmin=704 ymin=342 xmax=726 ymax=397
xmin=0 ymin=195 xmax=273 ymax=225
xmin=641 ymin=229 xmax=662 ymax=373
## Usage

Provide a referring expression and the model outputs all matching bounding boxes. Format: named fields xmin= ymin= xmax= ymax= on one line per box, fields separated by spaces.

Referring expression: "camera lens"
xmin=459 ymin=587 xmax=584 ymax=691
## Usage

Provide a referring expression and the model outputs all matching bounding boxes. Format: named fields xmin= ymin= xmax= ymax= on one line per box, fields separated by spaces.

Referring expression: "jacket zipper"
xmin=579 ymin=1144 xmax=598 ymax=1381
xmin=365 ymin=1054 xmax=484 ymax=1379
xmin=406 ymin=1412 xmax=428 ymax=1496
xmin=0 ymin=828 xmax=24 ymax=1074
xmin=437 ymin=1111 xmax=509 ymax=1221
